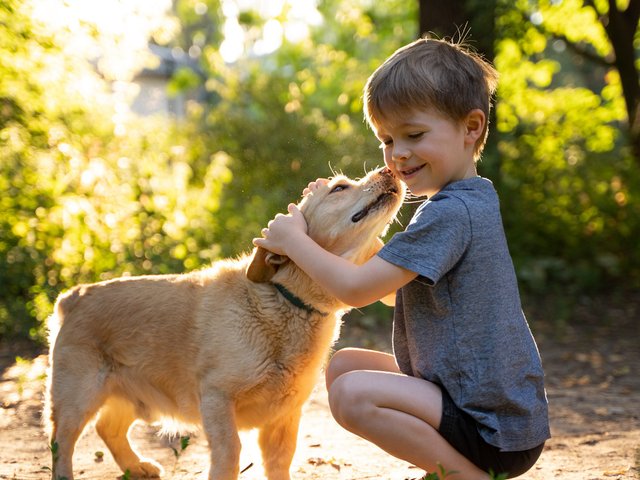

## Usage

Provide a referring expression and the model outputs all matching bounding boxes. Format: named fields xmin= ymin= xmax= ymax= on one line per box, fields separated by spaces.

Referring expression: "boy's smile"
xmin=373 ymin=108 xmax=483 ymax=198
xmin=400 ymin=164 xmax=426 ymax=178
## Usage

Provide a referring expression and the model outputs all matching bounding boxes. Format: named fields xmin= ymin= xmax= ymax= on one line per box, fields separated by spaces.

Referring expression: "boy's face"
xmin=373 ymin=108 xmax=482 ymax=198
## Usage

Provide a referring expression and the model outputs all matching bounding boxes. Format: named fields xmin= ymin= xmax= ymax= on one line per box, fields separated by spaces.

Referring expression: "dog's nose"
xmin=380 ymin=167 xmax=395 ymax=178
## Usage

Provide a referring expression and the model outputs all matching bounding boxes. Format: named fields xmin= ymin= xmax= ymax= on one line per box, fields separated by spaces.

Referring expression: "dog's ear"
xmin=246 ymin=247 xmax=288 ymax=283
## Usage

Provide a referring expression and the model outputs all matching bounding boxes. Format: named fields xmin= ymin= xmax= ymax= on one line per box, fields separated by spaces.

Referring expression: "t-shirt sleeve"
xmin=377 ymin=195 xmax=472 ymax=285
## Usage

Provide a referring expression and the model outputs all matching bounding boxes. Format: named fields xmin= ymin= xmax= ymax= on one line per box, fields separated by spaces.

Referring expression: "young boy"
xmin=253 ymin=37 xmax=550 ymax=479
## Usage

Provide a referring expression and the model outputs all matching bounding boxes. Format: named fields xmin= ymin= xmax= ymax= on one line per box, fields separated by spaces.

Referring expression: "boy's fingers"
xmin=303 ymin=178 xmax=330 ymax=196
xmin=302 ymin=183 xmax=316 ymax=196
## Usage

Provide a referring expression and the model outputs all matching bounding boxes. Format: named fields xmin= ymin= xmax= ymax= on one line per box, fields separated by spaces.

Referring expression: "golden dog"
xmin=44 ymin=167 xmax=404 ymax=480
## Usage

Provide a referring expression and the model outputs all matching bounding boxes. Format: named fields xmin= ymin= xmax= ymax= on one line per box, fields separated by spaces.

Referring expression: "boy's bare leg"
xmin=326 ymin=348 xmax=489 ymax=480
xmin=325 ymin=348 xmax=400 ymax=389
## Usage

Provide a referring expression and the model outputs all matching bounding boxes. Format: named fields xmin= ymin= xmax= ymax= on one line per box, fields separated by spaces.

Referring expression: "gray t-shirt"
xmin=378 ymin=177 xmax=550 ymax=452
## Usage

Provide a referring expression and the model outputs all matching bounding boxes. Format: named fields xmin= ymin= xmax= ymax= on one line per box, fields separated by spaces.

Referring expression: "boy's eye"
xmin=330 ymin=184 xmax=349 ymax=193
xmin=379 ymin=139 xmax=393 ymax=149
xmin=408 ymin=132 xmax=424 ymax=139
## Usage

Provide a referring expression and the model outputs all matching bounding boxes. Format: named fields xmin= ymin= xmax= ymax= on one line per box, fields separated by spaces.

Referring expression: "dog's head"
xmin=247 ymin=167 xmax=405 ymax=282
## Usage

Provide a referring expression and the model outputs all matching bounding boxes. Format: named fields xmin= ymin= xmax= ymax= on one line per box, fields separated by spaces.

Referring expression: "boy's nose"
xmin=392 ymin=144 xmax=410 ymax=162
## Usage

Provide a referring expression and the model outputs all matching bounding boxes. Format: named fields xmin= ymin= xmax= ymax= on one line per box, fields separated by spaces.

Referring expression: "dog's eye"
xmin=330 ymin=184 xmax=349 ymax=194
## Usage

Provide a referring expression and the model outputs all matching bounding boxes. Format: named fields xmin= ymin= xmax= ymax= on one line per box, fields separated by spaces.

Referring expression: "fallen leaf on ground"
xmin=307 ymin=456 xmax=341 ymax=471
xmin=603 ymin=466 xmax=629 ymax=476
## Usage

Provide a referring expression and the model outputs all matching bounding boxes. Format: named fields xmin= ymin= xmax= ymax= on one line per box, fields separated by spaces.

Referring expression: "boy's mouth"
xmin=400 ymin=164 xmax=425 ymax=177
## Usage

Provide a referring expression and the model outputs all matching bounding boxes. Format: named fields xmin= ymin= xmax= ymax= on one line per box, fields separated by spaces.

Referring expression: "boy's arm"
xmin=253 ymin=204 xmax=416 ymax=307
xmin=379 ymin=291 xmax=397 ymax=307
xmin=373 ymin=237 xmax=397 ymax=306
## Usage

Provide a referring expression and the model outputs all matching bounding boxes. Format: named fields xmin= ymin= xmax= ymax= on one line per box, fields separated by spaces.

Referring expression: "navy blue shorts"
xmin=438 ymin=388 xmax=544 ymax=478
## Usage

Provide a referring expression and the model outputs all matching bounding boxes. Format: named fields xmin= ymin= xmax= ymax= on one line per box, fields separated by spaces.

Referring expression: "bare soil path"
xmin=1 ymin=296 xmax=638 ymax=480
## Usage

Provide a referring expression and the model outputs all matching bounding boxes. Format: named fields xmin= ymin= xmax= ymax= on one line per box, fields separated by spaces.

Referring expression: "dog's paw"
xmin=124 ymin=459 xmax=163 ymax=478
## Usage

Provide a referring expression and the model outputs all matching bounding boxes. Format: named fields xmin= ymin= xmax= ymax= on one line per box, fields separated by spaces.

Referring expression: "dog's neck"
xmin=272 ymin=283 xmax=328 ymax=316
xmin=270 ymin=262 xmax=346 ymax=315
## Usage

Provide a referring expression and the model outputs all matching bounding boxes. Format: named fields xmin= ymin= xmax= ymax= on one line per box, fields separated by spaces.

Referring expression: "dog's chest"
xmin=233 ymin=312 xmax=340 ymax=428
xmin=233 ymin=360 xmax=317 ymax=428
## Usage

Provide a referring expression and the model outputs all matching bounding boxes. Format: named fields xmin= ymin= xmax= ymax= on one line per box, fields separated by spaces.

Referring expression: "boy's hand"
xmin=302 ymin=178 xmax=329 ymax=196
xmin=253 ymin=203 xmax=308 ymax=256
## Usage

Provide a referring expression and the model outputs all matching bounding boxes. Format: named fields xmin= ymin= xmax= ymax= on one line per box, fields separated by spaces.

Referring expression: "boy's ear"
xmin=464 ymin=109 xmax=486 ymax=144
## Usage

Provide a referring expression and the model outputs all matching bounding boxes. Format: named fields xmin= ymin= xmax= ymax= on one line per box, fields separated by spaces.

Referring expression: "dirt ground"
xmin=0 ymin=295 xmax=638 ymax=480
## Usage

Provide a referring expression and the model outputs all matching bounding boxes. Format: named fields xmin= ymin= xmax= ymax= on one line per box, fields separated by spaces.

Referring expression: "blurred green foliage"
xmin=1 ymin=0 xmax=639 ymax=342
xmin=0 ymin=0 xmax=234 ymax=340
xmin=494 ymin=0 xmax=640 ymax=293
xmin=196 ymin=0 xmax=418 ymax=255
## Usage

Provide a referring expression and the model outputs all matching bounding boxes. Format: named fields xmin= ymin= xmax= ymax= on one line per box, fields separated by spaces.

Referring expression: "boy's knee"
xmin=325 ymin=348 xmax=355 ymax=389
xmin=327 ymin=372 xmax=371 ymax=431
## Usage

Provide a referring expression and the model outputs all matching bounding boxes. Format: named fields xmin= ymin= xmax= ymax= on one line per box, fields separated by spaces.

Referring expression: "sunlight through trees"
xmin=1 ymin=0 xmax=639 ymax=340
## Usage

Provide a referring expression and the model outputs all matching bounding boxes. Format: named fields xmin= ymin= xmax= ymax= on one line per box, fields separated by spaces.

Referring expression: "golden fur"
xmin=44 ymin=167 xmax=404 ymax=480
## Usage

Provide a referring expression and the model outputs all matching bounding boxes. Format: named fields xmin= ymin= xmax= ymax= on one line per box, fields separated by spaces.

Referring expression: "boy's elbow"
xmin=329 ymin=266 xmax=382 ymax=308
xmin=347 ymin=298 xmax=371 ymax=309
xmin=343 ymin=299 xmax=372 ymax=309
xmin=380 ymin=292 xmax=396 ymax=306
xmin=338 ymin=286 xmax=377 ymax=308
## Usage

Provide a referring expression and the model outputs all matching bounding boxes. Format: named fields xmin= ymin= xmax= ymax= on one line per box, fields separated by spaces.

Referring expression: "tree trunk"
xmin=603 ymin=0 xmax=640 ymax=161
xmin=418 ymin=0 xmax=495 ymax=62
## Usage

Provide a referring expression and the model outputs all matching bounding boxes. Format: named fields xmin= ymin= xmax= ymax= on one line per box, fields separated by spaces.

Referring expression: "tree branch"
xmin=549 ymin=31 xmax=612 ymax=67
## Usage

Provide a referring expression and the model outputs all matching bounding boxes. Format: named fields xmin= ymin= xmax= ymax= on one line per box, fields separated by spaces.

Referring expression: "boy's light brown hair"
xmin=364 ymin=36 xmax=499 ymax=160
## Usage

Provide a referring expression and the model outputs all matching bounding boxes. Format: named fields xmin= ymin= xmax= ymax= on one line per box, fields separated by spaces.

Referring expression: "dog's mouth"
xmin=351 ymin=186 xmax=399 ymax=223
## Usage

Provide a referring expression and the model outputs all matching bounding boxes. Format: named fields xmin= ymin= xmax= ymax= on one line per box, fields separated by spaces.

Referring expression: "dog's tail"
xmin=47 ymin=286 xmax=83 ymax=347
xmin=42 ymin=349 xmax=54 ymax=438
xmin=43 ymin=286 xmax=82 ymax=437
xmin=42 ymin=308 xmax=59 ymax=438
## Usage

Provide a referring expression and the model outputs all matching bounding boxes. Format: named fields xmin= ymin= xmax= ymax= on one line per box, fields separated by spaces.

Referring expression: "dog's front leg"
xmin=200 ymin=389 xmax=241 ymax=480
xmin=258 ymin=407 xmax=302 ymax=480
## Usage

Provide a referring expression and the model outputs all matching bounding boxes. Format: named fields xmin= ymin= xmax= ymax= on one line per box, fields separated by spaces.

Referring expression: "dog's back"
xmin=45 ymin=273 xmax=204 ymax=430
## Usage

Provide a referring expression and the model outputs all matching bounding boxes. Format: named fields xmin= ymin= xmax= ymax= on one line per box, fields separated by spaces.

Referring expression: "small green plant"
xmin=121 ymin=469 xmax=131 ymax=480
xmin=170 ymin=435 xmax=190 ymax=458
xmin=169 ymin=435 xmax=191 ymax=475
xmin=44 ymin=440 xmax=68 ymax=479
xmin=488 ymin=470 xmax=508 ymax=480
xmin=49 ymin=439 xmax=59 ymax=465
xmin=419 ymin=465 xmax=508 ymax=480
xmin=420 ymin=463 xmax=455 ymax=479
